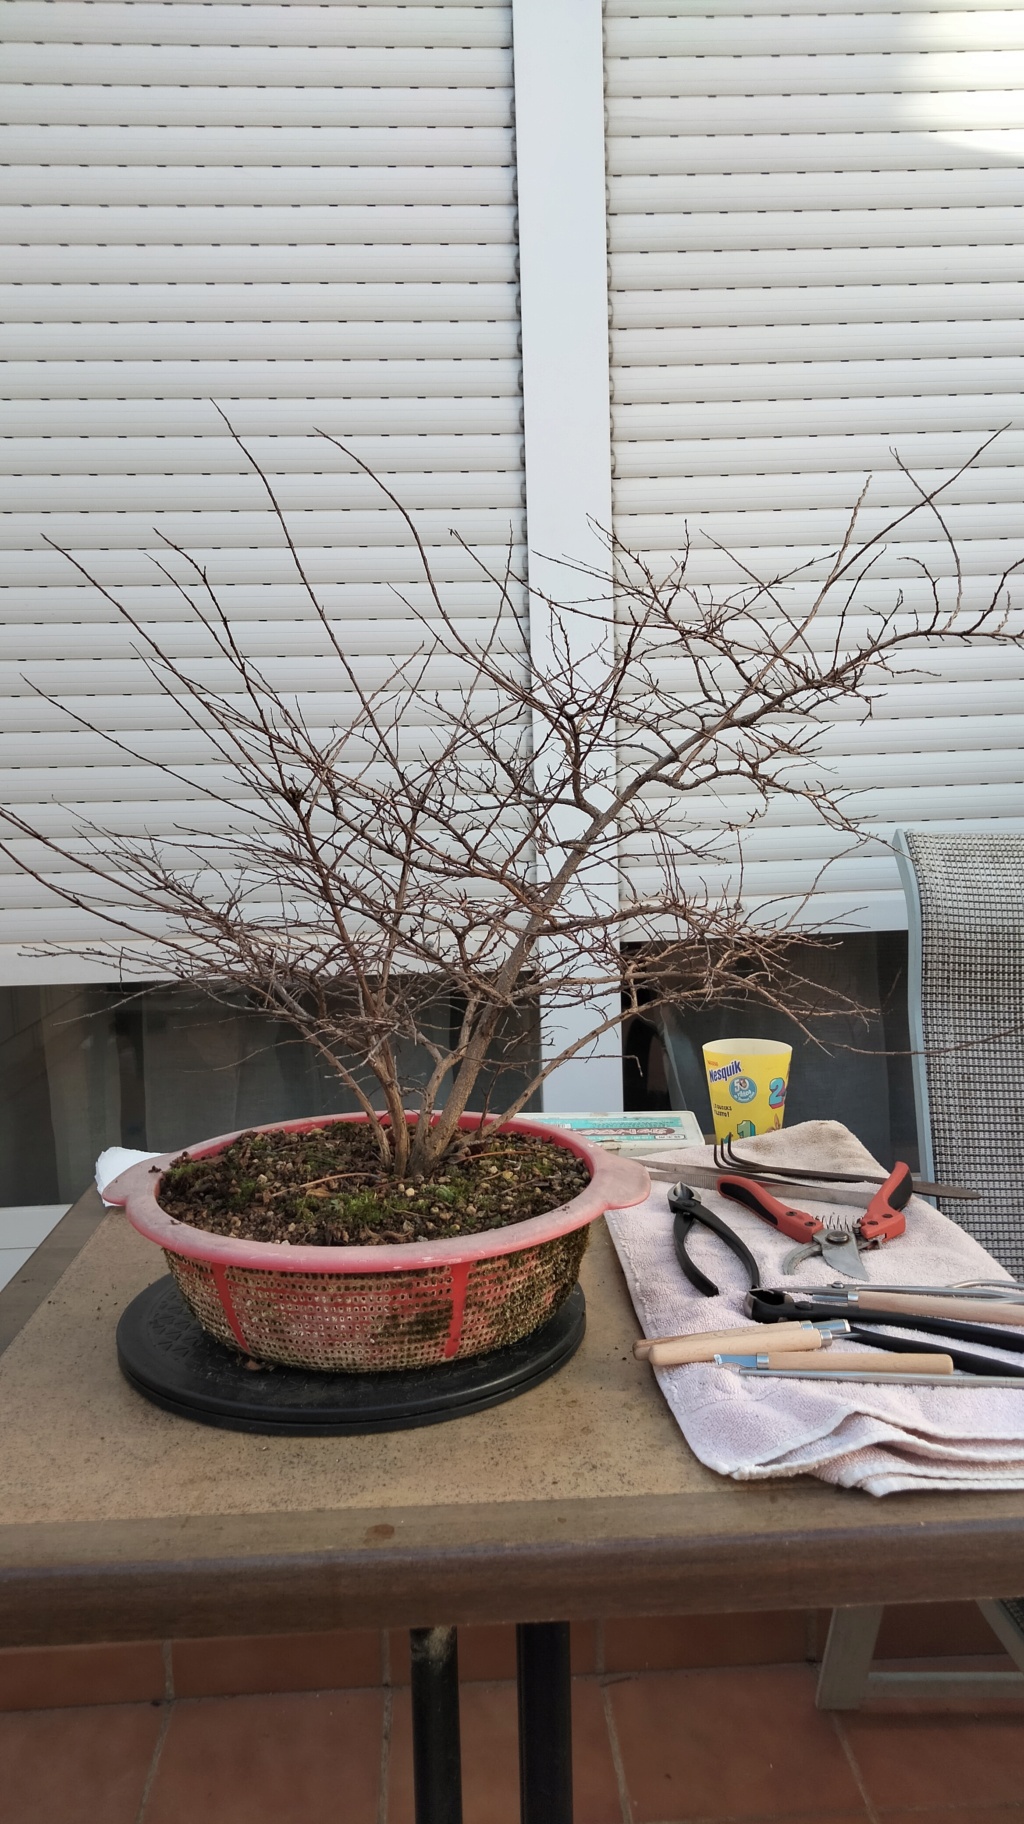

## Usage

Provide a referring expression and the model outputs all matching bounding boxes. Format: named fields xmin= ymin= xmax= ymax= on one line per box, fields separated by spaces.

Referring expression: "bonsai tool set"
xmin=634 ymin=1317 xmax=959 ymax=1379
xmin=778 ymin=1284 xmax=1024 ymax=1322
xmin=715 ymin=1164 xmax=912 ymax=1277
xmin=713 ymin=1137 xmax=978 ymax=1203
xmin=635 ymin=1177 xmax=1024 ymax=1385
xmin=746 ymin=1287 xmax=1024 ymax=1376
xmin=635 ymin=1317 xmax=850 ymax=1365
xmin=665 ymin=1170 xmax=911 ymax=1289
xmin=636 ymin=1299 xmax=1024 ymax=1385
xmin=643 ymin=1143 xmax=978 ymax=1214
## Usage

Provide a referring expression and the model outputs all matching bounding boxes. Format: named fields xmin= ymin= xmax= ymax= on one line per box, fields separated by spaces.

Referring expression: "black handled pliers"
xmin=667 ymin=1182 xmax=762 ymax=1296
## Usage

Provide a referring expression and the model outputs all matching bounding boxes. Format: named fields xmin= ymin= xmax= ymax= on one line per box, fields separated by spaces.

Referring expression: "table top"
xmin=1 ymin=1191 xmax=1023 ymax=1648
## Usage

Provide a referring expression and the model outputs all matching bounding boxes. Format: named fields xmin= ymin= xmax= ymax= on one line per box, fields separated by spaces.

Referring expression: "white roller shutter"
xmin=0 ymin=0 xmax=524 ymax=970
xmin=606 ymin=0 xmax=1024 ymax=930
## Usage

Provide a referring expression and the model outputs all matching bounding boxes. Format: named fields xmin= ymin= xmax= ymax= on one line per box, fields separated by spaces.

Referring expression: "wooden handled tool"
xmin=646 ymin=1326 xmax=823 ymax=1368
xmin=720 ymin=1350 xmax=955 ymax=1375
xmin=634 ymin=1319 xmax=813 ymax=1362
xmin=828 ymin=1290 xmax=1024 ymax=1327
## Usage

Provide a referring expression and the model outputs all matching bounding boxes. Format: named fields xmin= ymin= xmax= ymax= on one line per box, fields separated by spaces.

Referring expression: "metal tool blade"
xmin=644 ymin=1166 xmax=883 ymax=1212
xmin=785 ymin=1280 xmax=1024 ymax=1301
xmin=814 ymin=1230 xmax=871 ymax=1280
xmin=641 ymin=1162 xmax=977 ymax=1202
xmin=733 ymin=1366 xmax=1024 ymax=1385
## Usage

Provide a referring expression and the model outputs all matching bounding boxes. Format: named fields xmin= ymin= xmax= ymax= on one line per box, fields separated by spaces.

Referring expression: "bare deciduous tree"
xmin=3 ymin=425 xmax=1021 ymax=1176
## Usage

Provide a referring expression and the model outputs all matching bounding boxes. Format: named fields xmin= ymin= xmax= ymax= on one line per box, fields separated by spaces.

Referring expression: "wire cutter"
xmin=715 ymin=1163 xmax=912 ymax=1280
xmin=667 ymin=1181 xmax=762 ymax=1296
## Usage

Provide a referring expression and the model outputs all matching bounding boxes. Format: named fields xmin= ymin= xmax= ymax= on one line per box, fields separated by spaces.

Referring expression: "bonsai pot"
xmin=103 ymin=1112 xmax=650 ymax=1374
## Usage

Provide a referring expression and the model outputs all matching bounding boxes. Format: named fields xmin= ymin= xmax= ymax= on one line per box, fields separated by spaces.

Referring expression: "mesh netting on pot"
xmin=165 ymin=1225 xmax=590 ymax=1372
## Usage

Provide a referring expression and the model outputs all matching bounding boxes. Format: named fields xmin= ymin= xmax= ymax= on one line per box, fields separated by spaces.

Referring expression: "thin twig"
xmin=2 ymin=419 xmax=1018 ymax=1175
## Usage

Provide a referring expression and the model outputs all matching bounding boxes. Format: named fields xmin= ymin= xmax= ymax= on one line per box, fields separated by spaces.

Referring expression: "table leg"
xmin=410 ymin=1626 xmax=463 ymax=1824
xmin=517 ymin=1621 xmax=573 ymax=1824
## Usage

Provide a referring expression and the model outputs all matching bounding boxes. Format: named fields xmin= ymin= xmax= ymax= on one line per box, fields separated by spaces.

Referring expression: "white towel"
xmin=605 ymin=1119 xmax=1024 ymax=1495
xmin=95 ymin=1147 xmax=160 ymax=1204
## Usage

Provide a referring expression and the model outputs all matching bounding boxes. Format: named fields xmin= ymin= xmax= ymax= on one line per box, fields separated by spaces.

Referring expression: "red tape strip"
xmin=444 ymin=1260 xmax=471 ymax=1359
xmin=211 ymin=1263 xmax=249 ymax=1353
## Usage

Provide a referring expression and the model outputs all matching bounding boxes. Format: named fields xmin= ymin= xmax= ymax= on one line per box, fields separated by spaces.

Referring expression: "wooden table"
xmin=2 ymin=1193 xmax=1023 ymax=1820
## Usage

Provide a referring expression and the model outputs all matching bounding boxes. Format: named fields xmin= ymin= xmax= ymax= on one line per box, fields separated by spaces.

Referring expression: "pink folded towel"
xmin=606 ymin=1119 xmax=1024 ymax=1495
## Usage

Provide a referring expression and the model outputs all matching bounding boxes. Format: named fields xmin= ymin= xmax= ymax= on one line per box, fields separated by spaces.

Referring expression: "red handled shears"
xmin=716 ymin=1163 xmax=912 ymax=1280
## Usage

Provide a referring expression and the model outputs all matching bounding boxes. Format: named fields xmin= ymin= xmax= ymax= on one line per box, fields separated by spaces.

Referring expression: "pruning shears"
xmin=715 ymin=1163 xmax=912 ymax=1281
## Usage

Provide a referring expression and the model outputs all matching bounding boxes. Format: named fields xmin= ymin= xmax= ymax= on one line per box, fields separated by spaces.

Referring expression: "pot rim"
xmin=102 ymin=1111 xmax=650 ymax=1273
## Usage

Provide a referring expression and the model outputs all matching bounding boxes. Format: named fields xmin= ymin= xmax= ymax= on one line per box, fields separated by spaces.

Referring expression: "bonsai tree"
xmin=4 ymin=425 xmax=1021 ymax=1178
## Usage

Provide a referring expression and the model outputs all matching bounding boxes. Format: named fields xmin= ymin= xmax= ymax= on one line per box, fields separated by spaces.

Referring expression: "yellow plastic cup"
xmin=702 ymin=1038 xmax=792 ymax=1142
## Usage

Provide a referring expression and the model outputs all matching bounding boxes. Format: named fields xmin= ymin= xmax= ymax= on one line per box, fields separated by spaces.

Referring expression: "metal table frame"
xmin=409 ymin=1621 xmax=572 ymax=1824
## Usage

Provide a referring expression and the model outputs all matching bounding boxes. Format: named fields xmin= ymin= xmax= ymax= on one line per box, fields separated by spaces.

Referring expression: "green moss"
xmin=159 ymin=1122 xmax=591 ymax=1249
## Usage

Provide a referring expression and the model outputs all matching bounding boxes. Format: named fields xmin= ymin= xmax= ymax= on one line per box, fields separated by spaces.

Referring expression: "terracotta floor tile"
xmin=386 ymin=1680 xmax=518 ymax=1824
xmin=0 ymin=1702 xmax=163 ymax=1824
xmin=604 ymin=1611 xmax=809 ymax=1674
xmin=880 ymin=1812 xmax=1024 ymax=1823
xmin=386 ymin=1676 xmax=621 ymax=1824
xmin=455 ymin=1625 xmax=518 ymax=1683
xmin=171 ymin=1627 xmax=382 ymax=1698
xmin=0 ymin=1639 xmax=166 ymax=1710
xmin=458 ymin=1621 xmax=598 ymax=1682
xmin=608 ymin=1664 xmax=865 ymax=1822
xmin=389 ymin=1629 xmax=412 ymax=1685
xmin=145 ymin=1689 xmax=383 ymax=1824
xmin=876 ymin=1601 xmax=1002 ymax=1660
xmin=844 ymin=1707 xmax=1024 ymax=1810
xmin=388 ymin=1620 xmax=597 ymax=1686
xmin=572 ymin=1679 xmax=625 ymax=1824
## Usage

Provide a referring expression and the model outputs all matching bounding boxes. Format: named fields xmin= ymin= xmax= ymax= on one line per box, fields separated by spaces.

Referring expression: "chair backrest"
xmin=895 ymin=830 xmax=1024 ymax=1276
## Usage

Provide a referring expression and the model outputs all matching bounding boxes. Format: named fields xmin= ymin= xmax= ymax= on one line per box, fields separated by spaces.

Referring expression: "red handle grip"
xmin=716 ymin=1175 xmax=823 ymax=1245
xmin=859 ymin=1162 xmax=911 ymax=1245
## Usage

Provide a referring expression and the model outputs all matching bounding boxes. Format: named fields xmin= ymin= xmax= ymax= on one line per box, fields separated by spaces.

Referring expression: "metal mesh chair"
xmin=896 ymin=829 xmax=1024 ymax=1276
xmin=818 ymin=830 xmax=1024 ymax=1709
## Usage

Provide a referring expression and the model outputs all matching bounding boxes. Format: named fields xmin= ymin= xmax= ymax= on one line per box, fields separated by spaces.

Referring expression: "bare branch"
xmin=6 ymin=422 xmax=1022 ymax=1173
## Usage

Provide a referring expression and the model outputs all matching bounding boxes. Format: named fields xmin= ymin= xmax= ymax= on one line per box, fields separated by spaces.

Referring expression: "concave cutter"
xmin=666 ymin=1182 xmax=761 ymax=1296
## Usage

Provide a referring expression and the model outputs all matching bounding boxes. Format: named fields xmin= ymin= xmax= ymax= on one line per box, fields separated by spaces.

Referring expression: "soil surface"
xmin=158 ymin=1123 xmax=592 ymax=1246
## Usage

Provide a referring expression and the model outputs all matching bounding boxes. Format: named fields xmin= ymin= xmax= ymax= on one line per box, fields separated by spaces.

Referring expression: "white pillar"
xmin=512 ymin=0 xmax=623 ymax=1113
